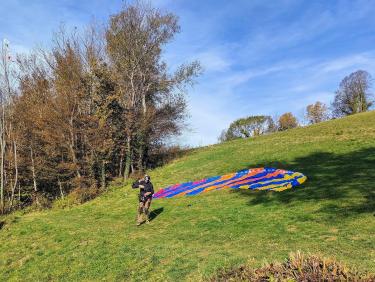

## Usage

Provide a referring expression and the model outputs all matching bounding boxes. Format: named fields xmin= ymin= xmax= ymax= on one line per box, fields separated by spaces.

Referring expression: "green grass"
xmin=1 ymin=111 xmax=375 ymax=281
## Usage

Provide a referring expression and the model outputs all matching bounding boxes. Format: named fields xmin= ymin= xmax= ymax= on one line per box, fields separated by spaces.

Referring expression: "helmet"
xmin=144 ymin=174 xmax=151 ymax=181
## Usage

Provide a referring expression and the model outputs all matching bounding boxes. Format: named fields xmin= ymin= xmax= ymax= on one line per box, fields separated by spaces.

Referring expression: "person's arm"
xmin=132 ymin=180 xmax=143 ymax=189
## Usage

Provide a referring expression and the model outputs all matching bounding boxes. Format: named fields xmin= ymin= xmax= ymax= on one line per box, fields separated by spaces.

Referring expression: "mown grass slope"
xmin=1 ymin=111 xmax=374 ymax=281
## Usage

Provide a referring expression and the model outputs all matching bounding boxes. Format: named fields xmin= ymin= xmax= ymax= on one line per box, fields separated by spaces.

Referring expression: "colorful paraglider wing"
xmin=153 ymin=168 xmax=306 ymax=199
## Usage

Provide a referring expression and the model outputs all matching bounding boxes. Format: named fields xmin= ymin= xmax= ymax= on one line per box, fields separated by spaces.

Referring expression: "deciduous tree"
xmin=306 ymin=101 xmax=328 ymax=124
xmin=278 ymin=112 xmax=298 ymax=131
xmin=106 ymin=2 xmax=200 ymax=178
xmin=220 ymin=115 xmax=273 ymax=142
xmin=332 ymin=70 xmax=373 ymax=117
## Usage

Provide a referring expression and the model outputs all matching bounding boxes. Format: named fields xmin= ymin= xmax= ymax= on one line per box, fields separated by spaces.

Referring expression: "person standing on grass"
xmin=132 ymin=174 xmax=154 ymax=226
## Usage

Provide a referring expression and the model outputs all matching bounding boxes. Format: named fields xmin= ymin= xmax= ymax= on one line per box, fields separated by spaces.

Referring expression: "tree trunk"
xmin=101 ymin=160 xmax=106 ymax=190
xmin=123 ymin=135 xmax=132 ymax=180
xmin=18 ymin=183 xmax=21 ymax=208
xmin=142 ymin=93 xmax=147 ymax=114
xmin=0 ymin=39 xmax=11 ymax=213
xmin=69 ymin=116 xmax=81 ymax=179
xmin=119 ymin=148 xmax=124 ymax=177
xmin=138 ymin=142 xmax=144 ymax=173
xmin=0 ymin=136 xmax=4 ymax=213
xmin=0 ymin=124 xmax=5 ymax=214
xmin=138 ymin=93 xmax=147 ymax=173
xmin=58 ymin=179 xmax=64 ymax=199
xmin=0 ymin=104 xmax=5 ymax=213
xmin=130 ymin=157 xmax=134 ymax=175
xmin=10 ymin=141 xmax=18 ymax=209
xmin=69 ymin=137 xmax=81 ymax=179
xmin=30 ymin=146 xmax=39 ymax=206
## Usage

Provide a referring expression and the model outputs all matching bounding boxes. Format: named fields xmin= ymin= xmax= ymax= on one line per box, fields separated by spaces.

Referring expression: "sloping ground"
xmin=0 ymin=111 xmax=374 ymax=281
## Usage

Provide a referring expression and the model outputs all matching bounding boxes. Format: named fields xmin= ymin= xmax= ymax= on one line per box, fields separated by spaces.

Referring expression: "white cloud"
xmin=195 ymin=51 xmax=231 ymax=72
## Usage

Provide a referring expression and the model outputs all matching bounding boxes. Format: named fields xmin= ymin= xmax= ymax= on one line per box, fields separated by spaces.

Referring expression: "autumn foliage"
xmin=0 ymin=2 xmax=200 ymax=213
xmin=278 ymin=112 xmax=298 ymax=131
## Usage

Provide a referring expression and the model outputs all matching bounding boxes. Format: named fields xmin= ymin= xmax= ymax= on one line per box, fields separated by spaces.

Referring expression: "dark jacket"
xmin=132 ymin=180 xmax=154 ymax=201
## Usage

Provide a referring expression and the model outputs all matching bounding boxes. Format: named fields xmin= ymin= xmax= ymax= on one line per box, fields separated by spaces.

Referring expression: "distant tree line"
xmin=0 ymin=2 xmax=201 ymax=213
xmin=219 ymin=70 xmax=374 ymax=142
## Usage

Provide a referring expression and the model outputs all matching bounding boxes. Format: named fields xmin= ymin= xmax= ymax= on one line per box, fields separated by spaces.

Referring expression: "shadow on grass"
xmin=233 ymin=147 xmax=375 ymax=218
xmin=149 ymin=207 xmax=164 ymax=222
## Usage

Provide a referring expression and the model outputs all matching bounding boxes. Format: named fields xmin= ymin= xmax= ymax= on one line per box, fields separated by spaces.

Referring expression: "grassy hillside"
xmin=1 ymin=111 xmax=374 ymax=281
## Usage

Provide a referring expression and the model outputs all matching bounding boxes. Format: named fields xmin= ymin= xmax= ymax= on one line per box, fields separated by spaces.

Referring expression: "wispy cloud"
xmin=194 ymin=51 xmax=232 ymax=72
xmin=319 ymin=52 xmax=375 ymax=73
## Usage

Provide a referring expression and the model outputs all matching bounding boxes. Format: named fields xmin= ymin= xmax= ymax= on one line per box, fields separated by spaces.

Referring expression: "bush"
xmin=70 ymin=186 xmax=101 ymax=203
xmin=209 ymin=252 xmax=374 ymax=281
xmin=148 ymin=145 xmax=190 ymax=168
xmin=30 ymin=193 xmax=52 ymax=211
xmin=53 ymin=186 xmax=101 ymax=209
xmin=52 ymin=197 xmax=76 ymax=209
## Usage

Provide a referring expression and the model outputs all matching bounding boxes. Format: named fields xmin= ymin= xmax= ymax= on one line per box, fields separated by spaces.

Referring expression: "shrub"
xmin=209 ymin=252 xmax=374 ymax=281
xmin=53 ymin=186 xmax=101 ymax=209
xmin=52 ymin=197 xmax=75 ymax=209
xmin=30 ymin=193 xmax=52 ymax=211
xmin=69 ymin=186 xmax=101 ymax=204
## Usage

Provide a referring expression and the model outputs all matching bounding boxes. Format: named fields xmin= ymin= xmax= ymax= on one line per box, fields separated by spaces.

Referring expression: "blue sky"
xmin=1 ymin=0 xmax=375 ymax=146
